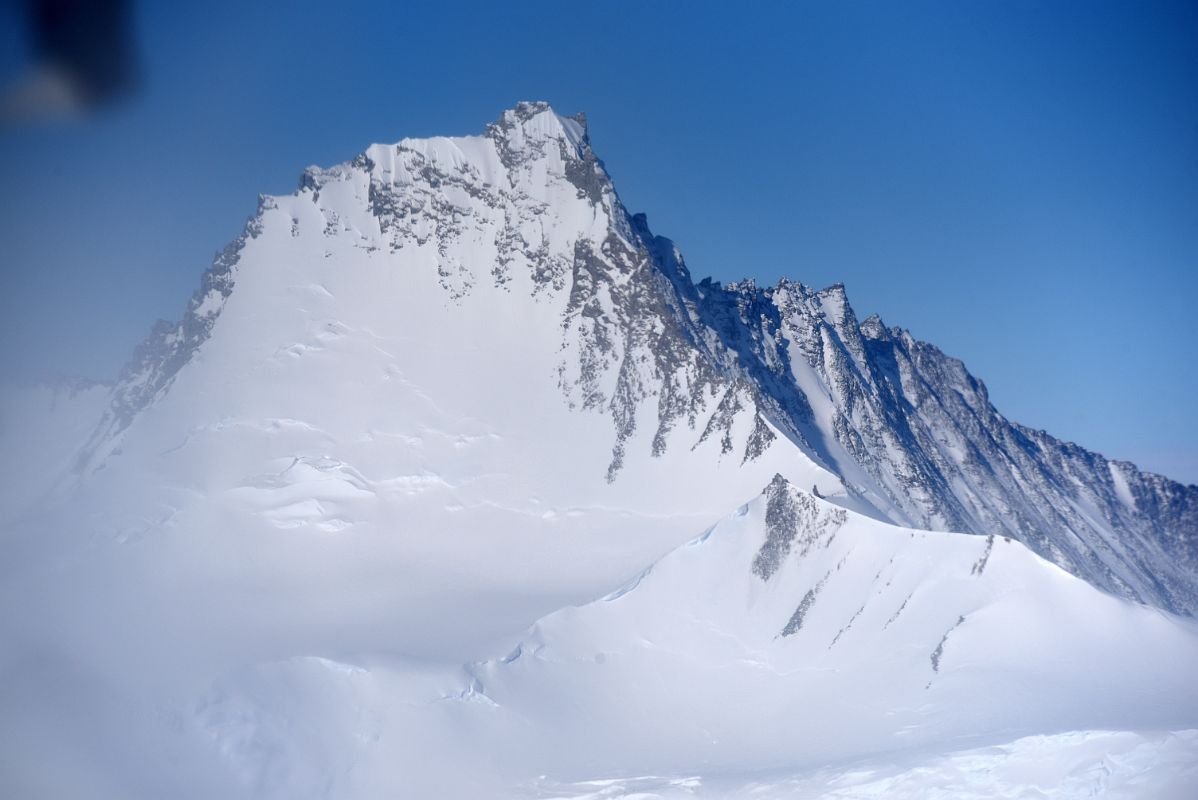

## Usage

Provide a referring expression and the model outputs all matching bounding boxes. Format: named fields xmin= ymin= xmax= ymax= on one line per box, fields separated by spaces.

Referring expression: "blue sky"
xmin=0 ymin=0 xmax=1195 ymax=482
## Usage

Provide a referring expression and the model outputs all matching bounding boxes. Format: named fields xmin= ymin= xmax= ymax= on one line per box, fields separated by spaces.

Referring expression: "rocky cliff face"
xmin=695 ymin=277 xmax=1197 ymax=612
xmin=79 ymin=101 xmax=1196 ymax=613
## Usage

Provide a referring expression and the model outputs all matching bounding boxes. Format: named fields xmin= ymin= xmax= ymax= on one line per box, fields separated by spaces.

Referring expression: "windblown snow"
xmin=1 ymin=102 xmax=1196 ymax=799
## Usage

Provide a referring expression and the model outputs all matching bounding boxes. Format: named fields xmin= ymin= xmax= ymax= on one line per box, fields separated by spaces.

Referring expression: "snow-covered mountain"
xmin=77 ymin=100 xmax=1198 ymax=614
xmin=2 ymin=102 xmax=1196 ymax=798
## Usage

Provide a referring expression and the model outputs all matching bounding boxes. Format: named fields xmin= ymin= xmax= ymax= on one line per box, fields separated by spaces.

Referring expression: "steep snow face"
xmin=76 ymin=101 xmax=826 ymax=504
xmin=187 ymin=476 xmax=1198 ymax=798
xmin=695 ymin=278 xmax=1198 ymax=614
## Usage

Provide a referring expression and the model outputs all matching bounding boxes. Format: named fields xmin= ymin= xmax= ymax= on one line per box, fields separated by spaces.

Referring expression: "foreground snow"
xmin=531 ymin=730 xmax=1198 ymax=800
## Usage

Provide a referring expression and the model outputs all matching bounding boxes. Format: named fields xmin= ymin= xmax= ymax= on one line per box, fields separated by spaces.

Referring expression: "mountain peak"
xmin=485 ymin=100 xmax=589 ymax=155
xmin=814 ymin=281 xmax=853 ymax=325
xmin=73 ymin=103 xmax=1198 ymax=617
xmin=765 ymin=471 xmax=793 ymax=495
xmin=859 ymin=312 xmax=890 ymax=340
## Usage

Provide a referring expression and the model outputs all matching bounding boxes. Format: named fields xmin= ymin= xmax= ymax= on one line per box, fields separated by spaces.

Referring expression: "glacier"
xmin=1 ymin=101 xmax=1196 ymax=798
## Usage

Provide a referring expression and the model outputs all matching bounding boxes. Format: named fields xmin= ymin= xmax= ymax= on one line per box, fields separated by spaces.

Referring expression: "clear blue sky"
xmin=1 ymin=0 xmax=1195 ymax=482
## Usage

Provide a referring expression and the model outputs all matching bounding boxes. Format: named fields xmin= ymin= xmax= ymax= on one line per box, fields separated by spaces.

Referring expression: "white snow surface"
xmin=528 ymin=729 xmax=1198 ymax=799
xmin=2 ymin=103 xmax=1196 ymax=798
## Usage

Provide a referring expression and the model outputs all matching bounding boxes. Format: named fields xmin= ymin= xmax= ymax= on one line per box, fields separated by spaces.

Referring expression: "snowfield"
xmin=1 ymin=102 xmax=1195 ymax=798
xmin=526 ymin=730 xmax=1198 ymax=800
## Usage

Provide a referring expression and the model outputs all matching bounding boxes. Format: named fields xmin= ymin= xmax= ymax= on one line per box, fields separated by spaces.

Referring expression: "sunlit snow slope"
xmin=190 ymin=476 xmax=1198 ymax=799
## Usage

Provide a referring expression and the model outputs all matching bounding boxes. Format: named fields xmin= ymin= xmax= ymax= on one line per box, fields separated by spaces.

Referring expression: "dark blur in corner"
xmin=2 ymin=0 xmax=138 ymax=123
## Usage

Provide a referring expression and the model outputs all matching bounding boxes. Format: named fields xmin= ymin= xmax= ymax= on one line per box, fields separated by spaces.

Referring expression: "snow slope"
xmin=474 ymin=476 xmax=1198 ymax=771
xmin=182 ymin=476 xmax=1198 ymax=798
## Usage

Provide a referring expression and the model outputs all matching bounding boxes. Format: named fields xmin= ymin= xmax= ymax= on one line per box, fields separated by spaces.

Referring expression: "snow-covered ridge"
xmin=695 ymin=276 xmax=1198 ymax=612
xmin=463 ymin=474 xmax=1197 ymax=786
xmin=191 ymin=475 xmax=1198 ymax=798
